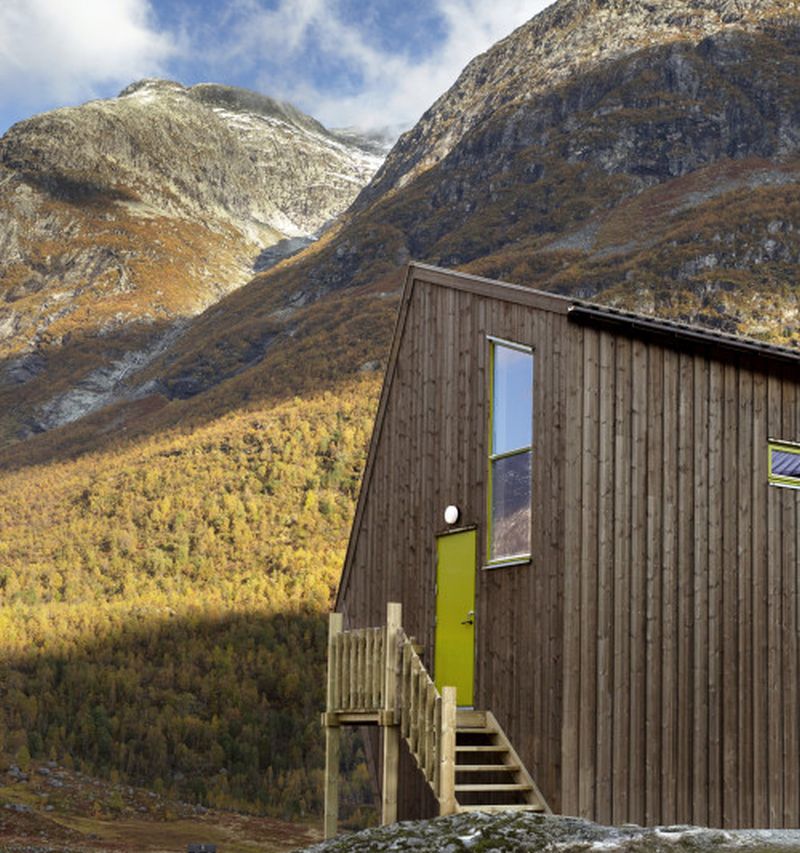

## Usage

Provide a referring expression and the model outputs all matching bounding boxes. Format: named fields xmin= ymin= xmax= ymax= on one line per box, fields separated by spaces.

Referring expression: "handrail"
xmin=399 ymin=630 xmax=436 ymax=790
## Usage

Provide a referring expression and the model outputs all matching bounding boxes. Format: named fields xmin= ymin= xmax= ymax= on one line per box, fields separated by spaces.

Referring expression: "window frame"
xmin=768 ymin=439 xmax=800 ymax=489
xmin=485 ymin=336 xmax=534 ymax=569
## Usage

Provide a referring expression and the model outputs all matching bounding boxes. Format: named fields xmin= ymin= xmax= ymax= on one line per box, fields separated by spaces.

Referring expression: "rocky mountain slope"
xmin=82 ymin=0 xmax=800 ymax=450
xmin=359 ymin=0 xmax=800 ymax=205
xmin=4 ymin=0 xmax=800 ymax=465
xmin=0 ymin=79 xmax=383 ymax=439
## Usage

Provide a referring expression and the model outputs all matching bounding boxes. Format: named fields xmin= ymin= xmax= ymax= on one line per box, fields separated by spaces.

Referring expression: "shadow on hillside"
xmin=18 ymin=169 xmax=141 ymax=208
xmin=2 ymin=606 xmax=376 ymax=822
xmin=0 ymin=270 xmax=400 ymax=472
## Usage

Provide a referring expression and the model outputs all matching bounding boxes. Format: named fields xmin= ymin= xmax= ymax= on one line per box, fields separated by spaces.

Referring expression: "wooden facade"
xmin=336 ymin=262 xmax=800 ymax=828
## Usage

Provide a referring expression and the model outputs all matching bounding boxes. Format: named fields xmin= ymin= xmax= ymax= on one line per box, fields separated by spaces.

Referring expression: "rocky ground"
xmin=0 ymin=759 xmax=321 ymax=853
xmin=302 ymin=811 xmax=800 ymax=853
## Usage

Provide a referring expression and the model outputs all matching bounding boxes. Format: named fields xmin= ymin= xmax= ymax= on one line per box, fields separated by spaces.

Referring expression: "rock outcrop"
xmin=0 ymin=79 xmax=384 ymax=436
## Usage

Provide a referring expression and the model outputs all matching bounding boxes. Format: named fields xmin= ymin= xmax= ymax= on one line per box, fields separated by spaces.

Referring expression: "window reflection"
xmin=492 ymin=346 xmax=533 ymax=455
xmin=772 ymin=448 xmax=800 ymax=479
xmin=489 ymin=340 xmax=533 ymax=564
xmin=490 ymin=452 xmax=532 ymax=561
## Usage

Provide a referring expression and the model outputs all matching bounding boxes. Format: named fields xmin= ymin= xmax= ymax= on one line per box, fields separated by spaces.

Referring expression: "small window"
xmin=488 ymin=339 xmax=533 ymax=565
xmin=769 ymin=441 xmax=800 ymax=489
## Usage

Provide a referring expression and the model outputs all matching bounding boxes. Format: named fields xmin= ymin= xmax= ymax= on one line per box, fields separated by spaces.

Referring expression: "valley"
xmin=2 ymin=0 xmax=800 ymax=847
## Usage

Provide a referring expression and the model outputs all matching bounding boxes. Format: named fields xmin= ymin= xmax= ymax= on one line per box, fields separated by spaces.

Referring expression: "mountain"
xmin=7 ymin=1 xmax=800 ymax=459
xmin=0 ymin=79 xmax=383 ymax=439
xmin=3 ymin=0 xmax=800 ymax=829
xmin=93 ymin=0 xmax=800 ymax=448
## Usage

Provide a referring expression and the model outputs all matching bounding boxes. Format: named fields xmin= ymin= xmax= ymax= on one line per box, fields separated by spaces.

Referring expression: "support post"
xmin=324 ymin=612 xmax=343 ymax=839
xmin=381 ymin=602 xmax=402 ymax=825
xmin=438 ymin=686 xmax=457 ymax=815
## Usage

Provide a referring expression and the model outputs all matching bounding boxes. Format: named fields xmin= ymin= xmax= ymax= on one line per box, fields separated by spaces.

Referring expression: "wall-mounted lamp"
xmin=443 ymin=505 xmax=460 ymax=525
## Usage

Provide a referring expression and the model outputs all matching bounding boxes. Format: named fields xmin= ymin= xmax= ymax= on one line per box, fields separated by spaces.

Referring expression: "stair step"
xmin=458 ymin=804 xmax=546 ymax=813
xmin=456 ymin=764 xmax=520 ymax=773
xmin=456 ymin=727 xmax=498 ymax=736
xmin=454 ymin=783 xmax=532 ymax=793
xmin=455 ymin=745 xmax=508 ymax=753
xmin=456 ymin=710 xmax=487 ymax=727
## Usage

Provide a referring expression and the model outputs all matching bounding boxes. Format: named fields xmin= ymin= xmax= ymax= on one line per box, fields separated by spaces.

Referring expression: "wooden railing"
xmin=399 ymin=631 xmax=455 ymax=802
xmin=323 ymin=602 xmax=456 ymax=838
xmin=328 ymin=626 xmax=385 ymax=712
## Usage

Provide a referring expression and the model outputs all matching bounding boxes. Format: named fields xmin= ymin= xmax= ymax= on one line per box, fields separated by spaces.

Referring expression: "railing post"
xmin=438 ymin=686 xmax=457 ymax=816
xmin=381 ymin=602 xmax=402 ymax=825
xmin=324 ymin=612 xmax=343 ymax=839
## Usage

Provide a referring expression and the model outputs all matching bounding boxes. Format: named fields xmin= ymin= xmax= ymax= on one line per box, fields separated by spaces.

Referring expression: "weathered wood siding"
xmin=562 ymin=323 xmax=800 ymax=828
xmin=339 ymin=265 xmax=800 ymax=828
xmin=338 ymin=269 xmax=569 ymax=817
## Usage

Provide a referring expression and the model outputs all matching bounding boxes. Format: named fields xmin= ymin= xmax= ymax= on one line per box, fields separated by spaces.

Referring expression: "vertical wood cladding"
xmin=339 ymin=271 xmax=568 ymax=818
xmin=561 ymin=324 xmax=800 ymax=828
xmin=338 ymin=266 xmax=800 ymax=828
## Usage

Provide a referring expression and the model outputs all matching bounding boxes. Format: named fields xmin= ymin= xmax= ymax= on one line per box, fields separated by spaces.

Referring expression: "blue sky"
xmin=0 ymin=0 xmax=554 ymax=136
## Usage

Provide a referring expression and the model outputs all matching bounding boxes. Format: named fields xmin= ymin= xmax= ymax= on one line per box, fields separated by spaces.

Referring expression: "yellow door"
xmin=435 ymin=529 xmax=476 ymax=706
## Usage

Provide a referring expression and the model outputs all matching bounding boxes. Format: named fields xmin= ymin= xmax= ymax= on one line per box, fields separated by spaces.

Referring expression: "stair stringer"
xmin=453 ymin=709 xmax=551 ymax=814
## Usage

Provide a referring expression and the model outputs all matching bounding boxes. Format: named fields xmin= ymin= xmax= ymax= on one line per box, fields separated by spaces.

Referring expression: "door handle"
xmin=461 ymin=610 xmax=475 ymax=625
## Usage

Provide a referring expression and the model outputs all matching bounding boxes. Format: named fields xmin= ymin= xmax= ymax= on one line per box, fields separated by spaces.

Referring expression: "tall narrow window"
xmin=769 ymin=441 xmax=800 ymax=488
xmin=488 ymin=339 xmax=533 ymax=564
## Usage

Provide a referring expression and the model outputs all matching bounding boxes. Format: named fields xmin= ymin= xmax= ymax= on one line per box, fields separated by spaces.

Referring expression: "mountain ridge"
xmin=359 ymin=0 xmax=800 ymax=207
xmin=0 ymin=78 xmax=384 ymax=438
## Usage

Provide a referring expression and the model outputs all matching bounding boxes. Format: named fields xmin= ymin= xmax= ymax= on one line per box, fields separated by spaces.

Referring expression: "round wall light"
xmin=444 ymin=505 xmax=460 ymax=525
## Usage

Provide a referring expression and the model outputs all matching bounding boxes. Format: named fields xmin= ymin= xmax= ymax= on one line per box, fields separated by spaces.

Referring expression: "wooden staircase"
xmin=453 ymin=710 xmax=547 ymax=814
xmin=322 ymin=602 xmax=550 ymax=837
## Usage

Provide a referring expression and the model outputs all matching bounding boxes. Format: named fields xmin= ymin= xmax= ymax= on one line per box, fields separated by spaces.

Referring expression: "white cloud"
xmin=0 ymin=0 xmax=176 ymax=107
xmin=233 ymin=0 xmax=554 ymax=131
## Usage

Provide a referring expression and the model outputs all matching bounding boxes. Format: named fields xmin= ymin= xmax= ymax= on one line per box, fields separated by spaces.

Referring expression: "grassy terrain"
xmin=0 ymin=757 xmax=322 ymax=852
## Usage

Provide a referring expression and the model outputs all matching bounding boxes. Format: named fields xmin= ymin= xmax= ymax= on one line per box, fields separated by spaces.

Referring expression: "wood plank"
xmin=596 ymin=330 xmax=615 ymax=825
xmin=561 ymin=321 xmax=585 ymax=816
xmin=611 ymin=335 xmax=632 ymax=824
xmin=628 ymin=339 xmax=648 ymax=825
xmin=767 ymin=372 xmax=784 ymax=826
xmin=692 ymin=356 xmax=710 ymax=827
xmin=324 ymin=725 xmax=341 ymax=839
xmin=661 ymin=348 xmax=678 ymax=825
xmin=721 ymin=362 xmax=739 ymax=827
xmin=737 ymin=367 xmax=754 ymax=827
xmin=781 ymin=378 xmax=799 ymax=827
xmin=751 ymin=368 xmax=769 ymax=827
xmin=578 ymin=328 xmax=600 ymax=818
xmin=439 ymin=686 xmax=457 ymax=815
xmin=327 ymin=614 xmax=343 ymax=712
xmin=707 ymin=359 xmax=724 ymax=829
xmin=676 ymin=352 xmax=694 ymax=822
xmin=547 ymin=312 xmax=567 ymax=813
xmin=644 ymin=344 xmax=664 ymax=825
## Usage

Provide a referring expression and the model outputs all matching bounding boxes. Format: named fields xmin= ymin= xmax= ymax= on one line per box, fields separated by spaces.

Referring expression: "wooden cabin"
xmin=329 ymin=262 xmax=800 ymax=830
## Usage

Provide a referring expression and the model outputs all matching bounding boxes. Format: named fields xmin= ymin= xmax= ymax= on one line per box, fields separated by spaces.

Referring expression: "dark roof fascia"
xmin=568 ymin=304 xmax=800 ymax=367
xmin=335 ymin=264 xmax=419 ymax=613
xmin=416 ymin=262 xmax=800 ymax=366
xmin=409 ymin=262 xmax=571 ymax=315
